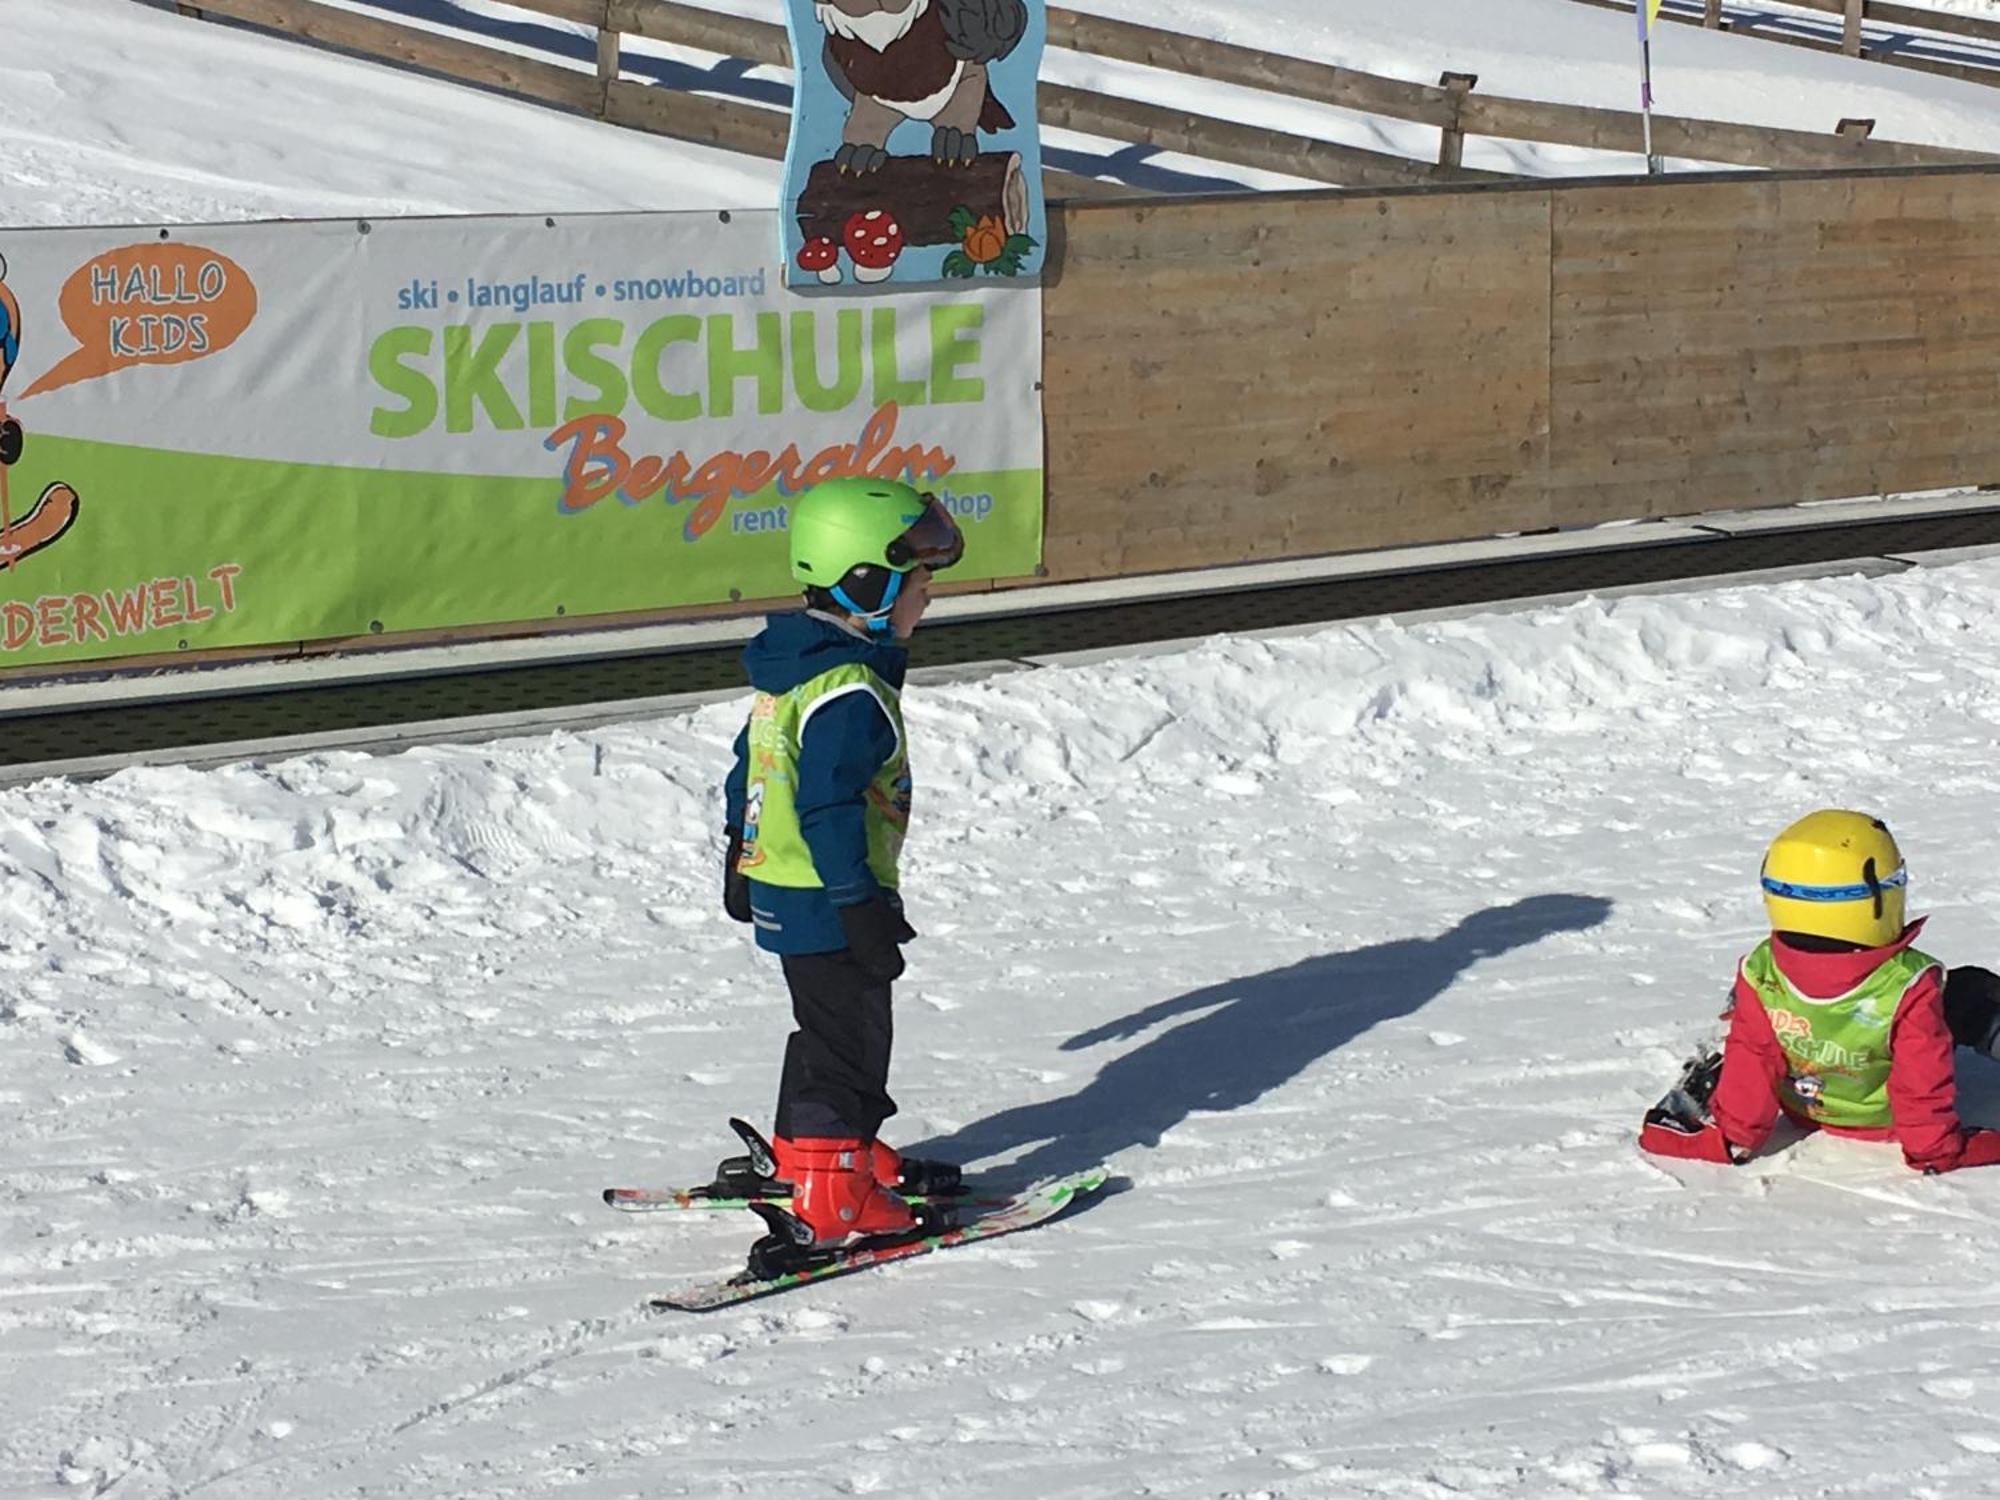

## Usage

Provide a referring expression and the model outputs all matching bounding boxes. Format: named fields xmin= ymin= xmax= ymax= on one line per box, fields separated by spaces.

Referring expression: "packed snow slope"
xmin=0 ymin=0 xmax=775 ymax=228
xmin=10 ymin=560 xmax=2000 ymax=1497
xmin=25 ymin=0 xmax=2000 ymax=227
xmin=1063 ymin=0 xmax=2000 ymax=169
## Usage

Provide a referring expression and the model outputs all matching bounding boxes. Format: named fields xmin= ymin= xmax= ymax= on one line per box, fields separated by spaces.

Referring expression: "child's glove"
xmin=839 ymin=894 xmax=915 ymax=983
xmin=1960 ymin=1129 xmax=2000 ymax=1169
xmin=1639 ymin=1116 xmax=1739 ymax=1163
xmin=1918 ymin=1128 xmax=2000 ymax=1174
xmin=722 ymin=828 xmax=752 ymax=924
xmin=1639 ymin=1047 xmax=1740 ymax=1163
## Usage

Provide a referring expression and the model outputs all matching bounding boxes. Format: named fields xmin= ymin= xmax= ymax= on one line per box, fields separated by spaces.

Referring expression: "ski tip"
xmin=1049 ymin=1168 xmax=1112 ymax=1209
xmin=1048 ymin=1166 xmax=1112 ymax=1195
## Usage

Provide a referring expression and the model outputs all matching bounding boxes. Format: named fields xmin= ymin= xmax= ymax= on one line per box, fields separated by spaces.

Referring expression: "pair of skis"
xmin=608 ymin=1121 xmax=1108 ymax=1312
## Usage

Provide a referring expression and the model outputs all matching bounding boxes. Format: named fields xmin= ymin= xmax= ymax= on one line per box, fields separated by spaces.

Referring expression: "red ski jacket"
xmin=1712 ymin=920 xmax=2000 ymax=1173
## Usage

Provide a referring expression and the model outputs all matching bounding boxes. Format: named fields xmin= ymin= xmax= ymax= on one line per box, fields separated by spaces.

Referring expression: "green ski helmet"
xmin=789 ymin=476 xmax=965 ymax=631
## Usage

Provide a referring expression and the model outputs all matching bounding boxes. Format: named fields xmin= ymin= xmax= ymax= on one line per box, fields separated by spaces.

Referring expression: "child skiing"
xmin=1641 ymin=809 xmax=2000 ymax=1174
xmin=716 ymin=476 xmax=966 ymax=1268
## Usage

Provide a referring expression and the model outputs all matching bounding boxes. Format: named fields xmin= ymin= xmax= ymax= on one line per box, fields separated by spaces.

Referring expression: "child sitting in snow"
xmin=1642 ymin=809 xmax=2000 ymax=1174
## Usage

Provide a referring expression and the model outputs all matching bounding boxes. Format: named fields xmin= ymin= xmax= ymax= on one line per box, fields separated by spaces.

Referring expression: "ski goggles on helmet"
xmin=1761 ymin=862 xmax=1907 ymax=908
xmin=885 ymin=495 xmax=966 ymax=573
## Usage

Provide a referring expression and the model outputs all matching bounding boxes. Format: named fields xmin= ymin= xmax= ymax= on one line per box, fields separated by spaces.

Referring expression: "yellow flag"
xmin=1640 ymin=0 xmax=1664 ymax=33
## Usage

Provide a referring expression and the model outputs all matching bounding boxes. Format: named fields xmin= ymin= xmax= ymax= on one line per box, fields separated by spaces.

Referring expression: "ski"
xmin=645 ymin=1167 xmax=1110 ymax=1313
xmin=1646 ymin=1041 xmax=1724 ymax=1134
xmin=603 ymin=1183 xmax=1009 ymax=1213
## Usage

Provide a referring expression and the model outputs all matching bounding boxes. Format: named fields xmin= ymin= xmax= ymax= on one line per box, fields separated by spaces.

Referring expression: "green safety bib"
xmin=736 ymin=661 xmax=910 ymax=890
xmin=1741 ymin=939 xmax=1939 ymax=1129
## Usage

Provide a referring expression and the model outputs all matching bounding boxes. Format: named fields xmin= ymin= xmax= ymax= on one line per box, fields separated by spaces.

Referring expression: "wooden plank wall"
xmin=1038 ymin=168 xmax=2000 ymax=584
xmin=1547 ymin=171 xmax=2000 ymax=524
xmin=1040 ymin=190 xmax=1554 ymax=581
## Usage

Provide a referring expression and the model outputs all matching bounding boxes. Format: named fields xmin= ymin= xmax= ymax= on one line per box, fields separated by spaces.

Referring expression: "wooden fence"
xmin=1039 ymin=164 xmax=2000 ymax=581
xmin=1567 ymin=0 xmax=2000 ymax=93
xmin=160 ymin=0 xmax=1991 ymax=195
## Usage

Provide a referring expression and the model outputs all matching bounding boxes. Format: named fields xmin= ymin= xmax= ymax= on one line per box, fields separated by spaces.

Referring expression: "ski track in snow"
xmin=10 ymin=564 xmax=2000 ymax=1494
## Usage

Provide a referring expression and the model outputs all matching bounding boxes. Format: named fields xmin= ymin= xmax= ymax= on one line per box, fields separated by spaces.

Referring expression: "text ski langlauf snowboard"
xmin=646 ymin=1168 xmax=1109 ymax=1312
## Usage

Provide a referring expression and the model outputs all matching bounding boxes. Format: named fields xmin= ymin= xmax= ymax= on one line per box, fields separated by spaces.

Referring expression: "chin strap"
xmin=830 ymin=567 xmax=905 ymax=634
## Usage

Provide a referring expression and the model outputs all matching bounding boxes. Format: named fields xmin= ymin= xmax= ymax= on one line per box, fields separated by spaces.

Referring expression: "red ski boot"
xmin=789 ymin=1137 xmax=919 ymax=1243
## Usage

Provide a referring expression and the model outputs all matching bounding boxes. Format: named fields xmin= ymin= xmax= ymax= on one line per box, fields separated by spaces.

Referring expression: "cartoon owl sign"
xmin=781 ymin=0 xmax=1047 ymax=290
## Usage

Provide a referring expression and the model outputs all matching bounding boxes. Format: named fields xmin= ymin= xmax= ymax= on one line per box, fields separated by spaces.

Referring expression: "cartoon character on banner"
xmin=781 ymin=0 xmax=1047 ymax=289
xmin=0 ymin=253 xmax=81 ymax=571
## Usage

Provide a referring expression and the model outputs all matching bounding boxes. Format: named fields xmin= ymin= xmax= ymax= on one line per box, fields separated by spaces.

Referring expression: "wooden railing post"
xmin=1437 ymin=71 xmax=1478 ymax=171
xmin=1843 ymin=0 xmax=1864 ymax=55
xmin=1703 ymin=0 xmax=1722 ymax=26
xmin=596 ymin=0 xmax=620 ymax=118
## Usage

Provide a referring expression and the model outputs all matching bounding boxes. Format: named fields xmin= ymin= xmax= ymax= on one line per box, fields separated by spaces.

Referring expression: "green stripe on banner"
xmin=0 ymin=434 xmax=1043 ymax=668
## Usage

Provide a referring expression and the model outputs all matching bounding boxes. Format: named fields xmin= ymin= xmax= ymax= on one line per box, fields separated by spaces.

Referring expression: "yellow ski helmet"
xmin=1760 ymin=810 xmax=1908 ymax=947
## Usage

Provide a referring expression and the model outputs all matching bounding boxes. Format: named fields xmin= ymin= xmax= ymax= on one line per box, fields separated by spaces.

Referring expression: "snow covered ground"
xmin=16 ymin=1 xmax=2000 ymax=1496
xmin=0 ymin=0 xmax=775 ymax=228
xmin=12 ymin=560 xmax=2000 ymax=1497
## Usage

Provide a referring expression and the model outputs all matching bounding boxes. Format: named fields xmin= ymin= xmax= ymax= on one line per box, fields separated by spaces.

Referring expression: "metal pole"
xmin=1639 ymin=2 xmax=1663 ymax=174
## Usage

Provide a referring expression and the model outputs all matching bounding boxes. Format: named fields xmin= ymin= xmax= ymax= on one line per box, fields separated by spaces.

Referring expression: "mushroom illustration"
xmin=796 ymin=235 xmax=842 ymax=285
xmin=843 ymin=210 xmax=904 ymax=284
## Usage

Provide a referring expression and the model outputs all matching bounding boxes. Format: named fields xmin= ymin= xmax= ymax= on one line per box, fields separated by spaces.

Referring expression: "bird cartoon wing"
xmin=937 ymin=0 xmax=1028 ymax=64
xmin=820 ymin=36 xmax=857 ymax=101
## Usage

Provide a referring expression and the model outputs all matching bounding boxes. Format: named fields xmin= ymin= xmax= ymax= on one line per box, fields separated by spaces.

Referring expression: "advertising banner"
xmin=0 ymin=209 xmax=1044 ymax=670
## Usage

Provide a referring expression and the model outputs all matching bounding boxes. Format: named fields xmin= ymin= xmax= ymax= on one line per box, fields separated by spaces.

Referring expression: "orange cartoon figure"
xmin=0 ymin=251 xmax=80 ymax=570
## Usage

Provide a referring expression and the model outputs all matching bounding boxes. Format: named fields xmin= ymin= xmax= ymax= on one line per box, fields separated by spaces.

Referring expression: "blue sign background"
xmin=780 ymin=0 xmax=1047 ymax=290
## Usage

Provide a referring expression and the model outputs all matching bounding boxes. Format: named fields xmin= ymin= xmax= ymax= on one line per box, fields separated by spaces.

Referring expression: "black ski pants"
xmin=774 ymin=949 xmax=897 ymax=1142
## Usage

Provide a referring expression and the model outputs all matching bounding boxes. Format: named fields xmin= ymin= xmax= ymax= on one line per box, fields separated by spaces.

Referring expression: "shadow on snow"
xmin=267 ymin=0 xmax=1257 ymax=195
xmin=912 ymin=893 xmax=1616 ymax=1184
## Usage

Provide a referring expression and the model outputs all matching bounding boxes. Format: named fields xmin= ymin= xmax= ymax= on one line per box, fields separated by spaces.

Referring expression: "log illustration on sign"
xmin=781 ymin=0 xmax=1047 ymax=289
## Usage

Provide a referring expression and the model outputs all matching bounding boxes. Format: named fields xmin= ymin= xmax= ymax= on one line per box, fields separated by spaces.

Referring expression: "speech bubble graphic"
xmin=19 ymin=242 xmax=257 ymax=399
